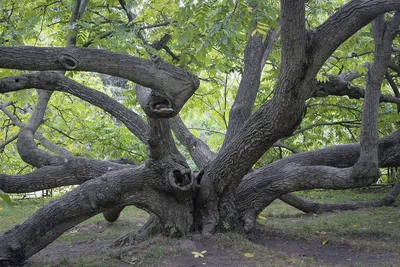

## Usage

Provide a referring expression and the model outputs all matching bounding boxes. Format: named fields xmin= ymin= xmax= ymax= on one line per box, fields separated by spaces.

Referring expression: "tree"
xmin=1 ymin=0 xmax=400 ymax=265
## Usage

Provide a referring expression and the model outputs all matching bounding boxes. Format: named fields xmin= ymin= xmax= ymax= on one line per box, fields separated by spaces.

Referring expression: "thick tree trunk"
xmin=2 ymin=1 xmax=400 ymax=266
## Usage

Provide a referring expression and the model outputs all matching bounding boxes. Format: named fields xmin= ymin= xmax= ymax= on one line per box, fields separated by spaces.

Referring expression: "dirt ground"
xmin=23 ymin=222 xmax=400 ymax=267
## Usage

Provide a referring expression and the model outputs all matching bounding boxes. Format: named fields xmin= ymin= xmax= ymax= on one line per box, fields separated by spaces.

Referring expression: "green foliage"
xmin=1 ymin=0 xmax=399 ymax=184
xmin=0 ymin=190 xmax=13 ymax=207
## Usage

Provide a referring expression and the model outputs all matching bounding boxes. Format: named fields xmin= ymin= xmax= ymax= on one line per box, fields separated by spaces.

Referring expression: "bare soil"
xmin=250 ymin=229 xmax=400 ymax=266
xmin=23 ymin=222 xmax=400 ymax=267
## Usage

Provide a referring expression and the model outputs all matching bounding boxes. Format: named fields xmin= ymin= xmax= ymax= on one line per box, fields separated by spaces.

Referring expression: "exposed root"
xmin=112 ymin=214 xmax=163 ymax=247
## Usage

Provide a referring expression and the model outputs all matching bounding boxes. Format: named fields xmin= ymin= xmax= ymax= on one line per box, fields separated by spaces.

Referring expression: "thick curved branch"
xmin=16 ymin=90 xmax=65 ymax=167
xmin=0 ymin=72 xmax=148 ymax=142
xmin=0 ymin=167 xmax=145 ymax=265
xmin=9 ymin=0 xmax=89 ymax=167
xmin=223 ymin=28 xmax=279 ymax=147
xmin=170 ymin=115 xmax=216 ymax=168
xmin=237 ymin=14 xmax=400 ymax=231
xmin=236 ymin=125 xmax=400 ymax=229
xmin=385 ymin=71 xmax=400 ymax=112
xmin=0 ymin=166 xmax=193 ymax=266
xmin=0 ymin=46 xmax=200 ymax=117
xmin=310 ymin=0 xmax=400 ymax=70
xmin=0 ymin=102 xmax=71 ymax=156
xmin=279 ymin=184 xmax=400 ymax=214
xmin=311 ymin=74 xmax=400 ymax=105
xmin=0 ymin=157 xmax=130 ymax=193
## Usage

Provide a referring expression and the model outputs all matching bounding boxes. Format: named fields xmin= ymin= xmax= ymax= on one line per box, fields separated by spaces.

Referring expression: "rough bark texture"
xmin=1 ymin=1 xmax=400 ymax=266
xmin=0 ymin=47 xmax=199 ymax=118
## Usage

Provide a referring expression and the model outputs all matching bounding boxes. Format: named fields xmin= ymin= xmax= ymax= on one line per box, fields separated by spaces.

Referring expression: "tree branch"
xmin=385 ymin=70 xmax=400 ymax=112
xmin=0 ymin=102 xmax=72 ymax=156
xmin=236 ymin=127 xmax=400 ymax=230
xmin=0 ymin=134 xmax=18 ymax=150
xmin=223 ymin=27 xmax=279 ymax=147
xmin=170 ymin=115 xmax=216 ymax=168
xmin=311 ymin=74 xmax=400 ymax=105
xmin=309 ymin=0 xmax=400 ymax=71
xmin=16 ymin=90 xmax=65 ymax=167
xmin=0 ymin=46 xmax=199 ymax=118
xmin=0 ymin=72 xmax=148 ymax=143
xmin=0 ymin=166 xmax=193 ymax=265
xmin=0 ymin=157 xmax=131 ymax=193
xmin=279 ymin=184 xmax=400 ymax=214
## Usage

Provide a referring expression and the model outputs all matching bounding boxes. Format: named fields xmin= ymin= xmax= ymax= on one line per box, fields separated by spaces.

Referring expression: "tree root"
xmin=112 ymin=214 xmax=163 ymax=247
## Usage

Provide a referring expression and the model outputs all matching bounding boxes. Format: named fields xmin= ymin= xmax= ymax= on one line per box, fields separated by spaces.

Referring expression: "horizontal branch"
xmin=0 ymin=165 xmax=193 ymax=265
xmin=311 ymin=75 xmax=400 ymax=104
xmin=0 ymin=46 xmax=199 ymax=96
xmin=0 ymin=46 xmax=199 ymax=118
xmin=236 ymin=128 xmax=400 ymax=229
xmin=279 ymin=184 xmax=400 ymax=213
xmin=0 ymin=157 xmax=130 ymax=193
xmin=0 ymin=72 xmax=148 ymax=142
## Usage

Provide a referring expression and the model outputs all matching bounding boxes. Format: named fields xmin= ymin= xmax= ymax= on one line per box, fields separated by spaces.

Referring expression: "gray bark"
xmin=0 ymin=47 xmax=199 ymax=118
xmin=2 ymin=1 xmax=400 ymax=266
xmin=279 ymin=183 xmax=400 ymax=214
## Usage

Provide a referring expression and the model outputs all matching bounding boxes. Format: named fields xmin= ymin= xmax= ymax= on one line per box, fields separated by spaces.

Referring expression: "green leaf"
xmin=0 ymin=190 xmax=13 ymax=207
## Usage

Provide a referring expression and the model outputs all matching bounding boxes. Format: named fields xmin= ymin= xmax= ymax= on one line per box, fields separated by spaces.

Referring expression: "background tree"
xmin=1 ymin=0 xmax=400 ymax=265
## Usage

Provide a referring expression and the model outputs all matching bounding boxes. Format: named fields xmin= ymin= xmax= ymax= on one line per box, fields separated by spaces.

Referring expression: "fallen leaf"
xmin=244 ymin=253 xmax=254 ymax=258
xmin=191 ymin=251 xmax=207 ymax=258
xmin=322 ymin=240 xmax=329 ymax=245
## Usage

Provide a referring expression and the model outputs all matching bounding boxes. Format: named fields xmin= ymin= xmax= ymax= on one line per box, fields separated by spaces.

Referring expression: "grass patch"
xmin=1 ymin=189 xmax=399 ymax=266
xmin=259 ymin=190 xmax=400 ymax=251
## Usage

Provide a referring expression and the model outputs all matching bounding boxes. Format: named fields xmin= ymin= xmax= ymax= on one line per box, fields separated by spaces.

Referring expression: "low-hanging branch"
xmin=0 ymin=102 xmax=72 ymax=157
xmin=0 ymin=157 xmax=132 ymax=194
xmin=0 ymin=46 xmax=199 ymax=97
xmin=279 ymin=184 xmax=400 ymax=214
xmin=0 ymin=72 xmax=149 ymax=142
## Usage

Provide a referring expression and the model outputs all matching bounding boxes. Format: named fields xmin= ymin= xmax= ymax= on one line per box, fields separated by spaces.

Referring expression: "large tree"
xmin=1 ymin=0 xmax=400 ymax=265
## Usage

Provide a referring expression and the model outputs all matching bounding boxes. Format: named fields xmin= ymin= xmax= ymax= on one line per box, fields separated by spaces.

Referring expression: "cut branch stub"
xmin=135 ymin=83 xmax=194 ymax=118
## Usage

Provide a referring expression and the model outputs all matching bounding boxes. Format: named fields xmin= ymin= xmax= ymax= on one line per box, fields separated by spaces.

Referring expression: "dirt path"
xmin=252 ymin=232 xmax=400 ymax=266
xmin=24 ymin=224 xmax=400 ymax=266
